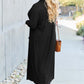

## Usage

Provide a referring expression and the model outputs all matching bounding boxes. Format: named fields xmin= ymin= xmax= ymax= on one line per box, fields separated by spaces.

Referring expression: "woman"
xmin=25 ymin=0 xmax=59 ymax=84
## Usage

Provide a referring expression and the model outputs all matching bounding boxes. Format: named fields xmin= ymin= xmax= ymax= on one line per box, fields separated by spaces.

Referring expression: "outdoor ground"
xmin=19 ymin=17 xmax=84 ymax=84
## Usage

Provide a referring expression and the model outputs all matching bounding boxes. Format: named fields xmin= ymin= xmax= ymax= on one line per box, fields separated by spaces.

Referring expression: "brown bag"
xmin=55 ymin=20 xmax=62 ymax=52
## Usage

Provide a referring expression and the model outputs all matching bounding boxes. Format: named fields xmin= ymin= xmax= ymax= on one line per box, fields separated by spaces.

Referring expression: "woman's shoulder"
xmin=28 ymin=1 xmax=45 ymax=17
xmin=28 ymin=1 xmax=43 ymax=17
xmin=32 ymin=2 xmax=39 ymax=8
xmin=31 ymin=1 xmax=43 ymax=11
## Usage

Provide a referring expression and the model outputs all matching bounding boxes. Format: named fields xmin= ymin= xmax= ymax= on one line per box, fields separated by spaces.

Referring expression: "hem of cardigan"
xmin=26 ymin=78 xmax=37 ymax=83
xmin=26 ymin=75 xmax=54 ymax=84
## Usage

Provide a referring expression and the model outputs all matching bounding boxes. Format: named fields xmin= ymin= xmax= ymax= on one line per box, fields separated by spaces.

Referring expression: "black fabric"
xmin=26 ymin=0 xmax=56 ymax=84
xmin=39 ymin=0 xmax=45 ymax=2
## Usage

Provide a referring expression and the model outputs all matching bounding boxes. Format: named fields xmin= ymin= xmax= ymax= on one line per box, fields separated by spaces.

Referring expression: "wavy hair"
xmin=45 ymin=0 xmax=59 ymax=23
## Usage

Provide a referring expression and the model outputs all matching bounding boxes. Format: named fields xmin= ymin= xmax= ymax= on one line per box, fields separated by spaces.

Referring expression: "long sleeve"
xmin=26 ymin=4 xmax=40 ymax=30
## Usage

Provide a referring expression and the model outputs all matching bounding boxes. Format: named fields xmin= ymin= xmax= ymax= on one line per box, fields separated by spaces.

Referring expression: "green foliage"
xmin=76 ymin=23 xmax=82 ymax=29
xmin=73 ymin=11 xmax=82 ymax=20
xmin=81 ymin=26 xmax=84 ymax=36
xmin=59 ymin=0 xmax=83 ymax=6
xmin=76 ymin=29 xmax=82 ymax=35
xmin=68 ymin=2 xmax=75 ymax=6
xmin=59 ymin=0 xmax=84 ymax=10
xmin=76 ymin=20 xmax=84 ymax=29
xmin=59 ymin=0 xmax=75 ymax=6
xmin=76 ymin=26 xmax=84 ymax=36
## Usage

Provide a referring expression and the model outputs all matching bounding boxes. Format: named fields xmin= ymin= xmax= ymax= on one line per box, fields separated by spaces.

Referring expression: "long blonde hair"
xmin=45 ymin=0 xmax=59 ymax=23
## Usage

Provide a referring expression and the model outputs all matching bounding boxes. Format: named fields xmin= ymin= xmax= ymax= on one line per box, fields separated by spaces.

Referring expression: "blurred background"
xmin=0 ymin=0 xmax=84 ymax=84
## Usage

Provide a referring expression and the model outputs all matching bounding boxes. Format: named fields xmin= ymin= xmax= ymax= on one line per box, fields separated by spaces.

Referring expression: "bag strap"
xmin=55 ymin=20 xmax=60 ymax=40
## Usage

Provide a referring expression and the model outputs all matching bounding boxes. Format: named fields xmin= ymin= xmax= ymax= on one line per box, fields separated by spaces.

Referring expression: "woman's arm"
xmin=26 ymin=4 xmax=40 ymax=30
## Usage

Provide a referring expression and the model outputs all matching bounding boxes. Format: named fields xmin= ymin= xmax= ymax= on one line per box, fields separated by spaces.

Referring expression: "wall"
xmin=0 ymin=0 xmax=38 ymax=81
